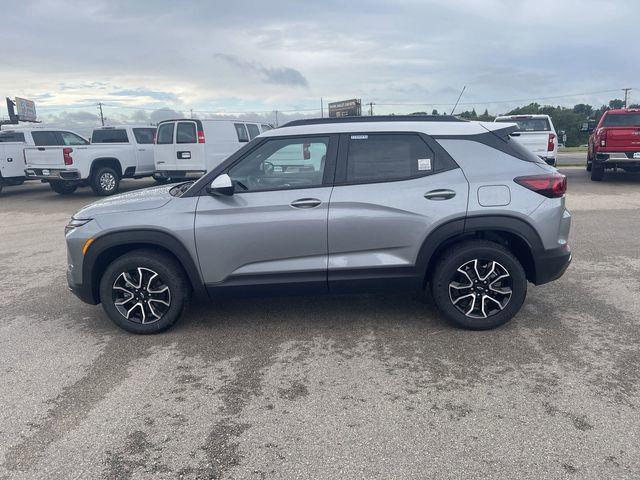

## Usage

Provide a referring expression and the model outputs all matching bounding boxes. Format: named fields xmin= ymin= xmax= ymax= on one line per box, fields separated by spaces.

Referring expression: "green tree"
xmin=431 ymin=109 xmax=439 ymax=115
xmin=609 ymin=99 xmax=624 ymax=109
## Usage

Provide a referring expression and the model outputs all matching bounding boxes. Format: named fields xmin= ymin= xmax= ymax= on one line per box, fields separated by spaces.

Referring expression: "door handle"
xmin=290 ymin=198 xmax=322 ymax=209
xmin=138 ymin=148 xmax=146 ymax=152
xmin=37 ymin=147 xmax=45 ymax=151
xmin=424 ymin=189 xmax=456 ymax=200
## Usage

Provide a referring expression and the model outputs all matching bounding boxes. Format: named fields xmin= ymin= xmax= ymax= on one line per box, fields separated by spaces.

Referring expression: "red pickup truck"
xmin=587 ymin=108 xmax=640 ymax=181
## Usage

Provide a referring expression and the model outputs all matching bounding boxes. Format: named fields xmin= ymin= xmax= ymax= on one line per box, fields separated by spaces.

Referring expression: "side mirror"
xmin=208 ymin=173 xmax=234 ymax=196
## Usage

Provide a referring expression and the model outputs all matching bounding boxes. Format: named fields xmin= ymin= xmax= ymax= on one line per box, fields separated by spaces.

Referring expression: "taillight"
xmin=197 ymin=130 xmax=205 ymax=143
xmin=547 ymin=133 xmax=556 ymax=152
xmin=63 ymin=147 xmax=73 ymax=166
xmin=514 ymin=173 xmax=566 ymax=198
xmin=599 ymin=129 xmax=607 ymax=147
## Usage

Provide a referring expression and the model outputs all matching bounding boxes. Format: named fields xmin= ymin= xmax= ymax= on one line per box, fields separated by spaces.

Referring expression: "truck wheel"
xmin=590 ymin=163 xmax=604 ymax=181
xmin=430 ymin=240 xmax=527 ymax=330
xmin=91 ymin=166 xmax=120 ymax=196
xmin=50 ymin=180 xmax=78 ymax=195
xmin=99 ymin=249 xmax=190 ymax=334
xmin=153 ymin=174 xmax=170 ymax=185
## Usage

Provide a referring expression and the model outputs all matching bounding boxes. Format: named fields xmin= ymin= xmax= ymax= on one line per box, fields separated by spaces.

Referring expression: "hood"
xmin=74 ymin=184 xmax=175 ymax=218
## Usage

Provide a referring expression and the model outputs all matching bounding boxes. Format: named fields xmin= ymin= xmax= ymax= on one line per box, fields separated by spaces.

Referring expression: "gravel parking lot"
xmin=1 ymin=168 xmax=639 ymax=479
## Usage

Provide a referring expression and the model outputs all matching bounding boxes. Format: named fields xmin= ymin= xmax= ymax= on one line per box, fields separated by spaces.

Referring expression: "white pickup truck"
xmin=24 ymin=125 xmax=157 ymax=195
xmin=0 ymin=129 xmax=32 ymax=194
xmin=494 ymin=114 xmax=558 ymax=166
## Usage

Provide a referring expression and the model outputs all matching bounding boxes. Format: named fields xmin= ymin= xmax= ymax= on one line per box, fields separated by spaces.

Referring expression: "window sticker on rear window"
xmin=351 ymin=135 xmax=368 ymax=140
xmin=417 ymin=158 xmax=432 ymax=171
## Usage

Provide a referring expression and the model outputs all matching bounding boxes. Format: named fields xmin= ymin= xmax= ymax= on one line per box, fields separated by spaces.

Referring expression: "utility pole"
xmin=274 ymin=110 xmax=279 ymax=127
xmin=623 ymin=88 xmax=632 ymax=108
xmin=368 ymin=102 xmax=374 ymax=116
xmin=97 ymin=102 xmax=105 ymax=126
xmin=190 ymin=108 xmax=193 ymax=119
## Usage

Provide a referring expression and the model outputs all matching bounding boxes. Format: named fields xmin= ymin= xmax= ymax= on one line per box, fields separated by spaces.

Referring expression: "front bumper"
xmin=25 ymin=168 xmax=81 ymax=181
xmin=67 ymin=274 xmax=99 ymax=305
xmin=533 ymin=244 xmax=571 ymax=285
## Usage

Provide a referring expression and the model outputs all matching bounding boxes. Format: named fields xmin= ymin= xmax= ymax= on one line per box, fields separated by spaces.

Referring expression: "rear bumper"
xmin=538 ymin=155 xmax=557 ymax=166
xmin=25 ymin=168 xmax=81 ymax=181
xmin=533 ymin=244 xmax=571 ymax=285
xmin=595 ymin=151 xmax=640 ymax=163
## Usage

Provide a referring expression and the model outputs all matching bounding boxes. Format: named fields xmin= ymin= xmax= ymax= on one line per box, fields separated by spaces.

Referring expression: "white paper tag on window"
xmin=418 ymin=158 xmax=432 ymax=171
xmin=350 ymin=135 xmax=368 ymax=140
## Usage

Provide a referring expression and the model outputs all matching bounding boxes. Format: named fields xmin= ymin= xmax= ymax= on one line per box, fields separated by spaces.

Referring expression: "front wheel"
xmin=99 ymin=250 xmax=190 ymax=334
xmin=91 ymin=166 xmax=120 ymax=196
xmin=50 ymin=180 xmax=78 ymax=195
xmin=153 ymin=174 xmax=170 ymax=185
xmin=431 ymin=240 xmax=527 ymax=330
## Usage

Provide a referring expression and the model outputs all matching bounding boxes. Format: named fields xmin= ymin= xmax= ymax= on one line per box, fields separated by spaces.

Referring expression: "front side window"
xmin=156 ymin=123 xmax=174 ymax=144
xmin=176 ymin=122 xmax=197 ymax=144
xmin=234 ymin=123 xmax=249 ymax=142
xmin=133 ymin=128 xmax=156 ymax=144
xmin=91 ymin=129 xmax=129 ymax=143
xmin=247 ymin=124 xmax=260 ymax=140
xmin=60 ymin=131 xmax=88 ymax=145
xmin=31 ymin=131 xmax=61 ymax=146
xmin=346 ymin=134 xmax=435 ymax=183
xmin=228 ymin=136 xmax=329 ymax=192
xmin=0 ymin=132 xmax=25 ymax=142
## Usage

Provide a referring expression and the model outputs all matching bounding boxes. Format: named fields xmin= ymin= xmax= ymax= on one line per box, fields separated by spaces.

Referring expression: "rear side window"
xmin=133 ymin=128 xmax=155 ymax=144
xmin=31 ymin=131 xmax=61 ymax=146
xmin=92 ymin=129 xmax=128 ymax=143
xmin=346 ymin=134 xmax=435 ymax=183
xmin=176 ymin=122 xmax=197 ymax=144
xmin=261 ymin=124 xmax=273 ymax=132
xmin=234 ymin=123 xmax=249 ymax=142
xmin=156 ymin=123 xmax=174 ymax=144
xmin=60 ymin=131 xmax=88 ymax=145
xmin=602 ymin=113 xmax=640 ymax=127
xmin=247 ymin=124 xmax=260 ymax=140
xmin=495 ymin=117 xmax=550 ymax=132
xmin=0 ymin=132 xmax=25 ymax=142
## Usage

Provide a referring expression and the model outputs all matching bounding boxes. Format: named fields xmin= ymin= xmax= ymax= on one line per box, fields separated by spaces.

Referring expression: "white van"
xmin=154 ymin=119 xmax=273 ymax=179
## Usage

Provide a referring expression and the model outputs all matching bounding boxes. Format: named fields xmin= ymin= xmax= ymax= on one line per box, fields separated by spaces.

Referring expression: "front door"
xmin=195 ymin=134 xmax=337 ymax=294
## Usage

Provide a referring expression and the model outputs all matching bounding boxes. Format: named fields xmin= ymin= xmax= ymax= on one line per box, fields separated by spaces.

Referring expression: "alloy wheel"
xmin=100 ymin=172 xmax=116 ymax=192
xmin=448 ymin=259 xmax=512 ymax=319
xmin=112 ymin=267 xmax=171 ymax=324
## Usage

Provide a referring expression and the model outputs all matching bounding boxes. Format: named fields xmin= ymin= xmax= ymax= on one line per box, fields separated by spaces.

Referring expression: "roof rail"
xmin=281 ymin=115 xmax=466 ymax=128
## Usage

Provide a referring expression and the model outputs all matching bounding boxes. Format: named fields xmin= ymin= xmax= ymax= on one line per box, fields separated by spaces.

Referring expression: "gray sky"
xmin=1 ymin=0 xmax=639 ymax=131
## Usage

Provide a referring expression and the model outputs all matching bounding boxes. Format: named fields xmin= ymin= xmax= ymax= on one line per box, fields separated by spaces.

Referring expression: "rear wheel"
xmin=431 ymin=240 xmax=527 ymax=330
xmin=153 ymin=174 xmax=170 ymax=185
xmin=99 ymin=250 xmax=190 ymax=334
xmin=590 ymin=162 xmax=605 ymax=181
xmin=91 ymin=166 xmax=120 ymax=196
xmin=50 ymin=180 xmax=78 ymax=195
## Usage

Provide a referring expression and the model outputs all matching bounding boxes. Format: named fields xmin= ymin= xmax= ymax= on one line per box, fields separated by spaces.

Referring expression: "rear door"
xmin=154 ymin=121 xmax=176 ymax=170
xmin=195 ymin=134 xmax=337 ymax=291
xmin=175 ymin=120 xmax=205 ymax=171
xmin=328 ymin=132 xmax=468 ymax=292
xmin=132 ymin=127 xmax=156 ymax=173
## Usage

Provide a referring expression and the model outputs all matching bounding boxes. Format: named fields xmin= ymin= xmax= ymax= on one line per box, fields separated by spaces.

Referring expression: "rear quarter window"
xmin=92 ymin=129 xmax=129 ymax=143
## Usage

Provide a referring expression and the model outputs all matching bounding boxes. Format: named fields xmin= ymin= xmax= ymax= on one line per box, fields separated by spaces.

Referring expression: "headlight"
xmin=65 ymin=218 xmax=93 ymax=234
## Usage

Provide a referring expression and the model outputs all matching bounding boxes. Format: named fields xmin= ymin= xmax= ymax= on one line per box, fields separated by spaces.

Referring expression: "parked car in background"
xmin=65 ymin=115 xmax=570 ymax=334
xmin=586 ymin=108 xmax=640 ymax=181
xmin=0 ymin=129 xmax=32 ymax=194
xmin=154 ymin=119 xmax=273 ymax=181
xmin=25 ymin=125 xmax=156 ymax=195
xmin=494 ymin=114 xmax=558 ymax=166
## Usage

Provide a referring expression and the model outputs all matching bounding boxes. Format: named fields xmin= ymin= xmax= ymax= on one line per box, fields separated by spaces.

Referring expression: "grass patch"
xmin=559 ymin=146 xmax=588 ymax=153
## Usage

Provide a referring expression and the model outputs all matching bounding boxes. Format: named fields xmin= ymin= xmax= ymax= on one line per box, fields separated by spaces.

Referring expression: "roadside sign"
xmin=328 ymin=99 xmax=361 ymax=118
xmin=15 ymin=97 xmax=37 ymax=122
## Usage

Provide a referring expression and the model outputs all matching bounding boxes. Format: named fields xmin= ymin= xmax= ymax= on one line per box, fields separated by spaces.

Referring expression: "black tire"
xmin=50 ymin=180 xmax=78 ymax=195
xmin=99 ymin=249 xmax=190 ymax=334
xmin=586 ymin=161 xmax=592 ymax=172
xmin=153 ymin=174 xmax=170 ymax=185
xmin=91 ymin=166 xmax=120 ymax=196
xmin=590 ymin=163 xmax=604 ymax=181
xmin=430 ymin=240 xmax=527 ymax=330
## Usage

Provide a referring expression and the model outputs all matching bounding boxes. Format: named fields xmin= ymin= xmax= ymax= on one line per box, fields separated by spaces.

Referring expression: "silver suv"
xmin=65 ymin=116 xmax=571 ymax=333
